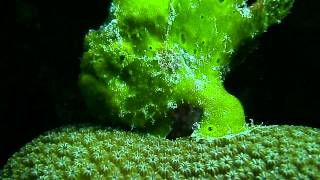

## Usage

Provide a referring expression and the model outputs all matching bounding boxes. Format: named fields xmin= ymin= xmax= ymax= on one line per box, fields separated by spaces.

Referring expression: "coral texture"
xmin=79 ymin=0 xmax=294 ymax=138
xmin=2 ymin=125 xmax=319 ymax=179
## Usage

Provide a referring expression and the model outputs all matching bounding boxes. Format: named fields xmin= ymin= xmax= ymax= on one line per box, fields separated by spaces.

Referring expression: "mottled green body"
xmin=79 ymin=0 xmax=293 ymax=138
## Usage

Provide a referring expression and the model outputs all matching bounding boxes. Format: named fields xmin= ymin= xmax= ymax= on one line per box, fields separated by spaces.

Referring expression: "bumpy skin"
xmin=79 ymin=0 xmax=294 ymax=138
xmin=2 ymin=125 xmax=319 ymax=179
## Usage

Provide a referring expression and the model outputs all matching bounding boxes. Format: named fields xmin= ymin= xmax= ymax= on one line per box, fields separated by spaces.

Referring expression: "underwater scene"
xmin=2 ymin=0 xmax=320 ymax=178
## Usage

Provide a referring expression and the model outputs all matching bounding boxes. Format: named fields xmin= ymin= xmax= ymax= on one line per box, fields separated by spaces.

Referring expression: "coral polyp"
xmin=2 ymin=125 xmax=319 ymax=179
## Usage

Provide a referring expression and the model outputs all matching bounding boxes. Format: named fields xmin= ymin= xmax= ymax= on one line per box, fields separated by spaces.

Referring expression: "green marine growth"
xmin=2 ymin=125 xmax=320 ymax=179
xmin=79 ymin=0 xmax=294 ymax=138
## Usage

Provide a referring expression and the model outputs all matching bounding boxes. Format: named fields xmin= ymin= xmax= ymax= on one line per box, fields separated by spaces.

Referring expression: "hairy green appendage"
xmin=79 ymin=0 xmax=294 ymax=138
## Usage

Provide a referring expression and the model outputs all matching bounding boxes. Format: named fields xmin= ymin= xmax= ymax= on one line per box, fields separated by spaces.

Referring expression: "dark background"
xmin=2 ymin=0 xmax=319 ymax=167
